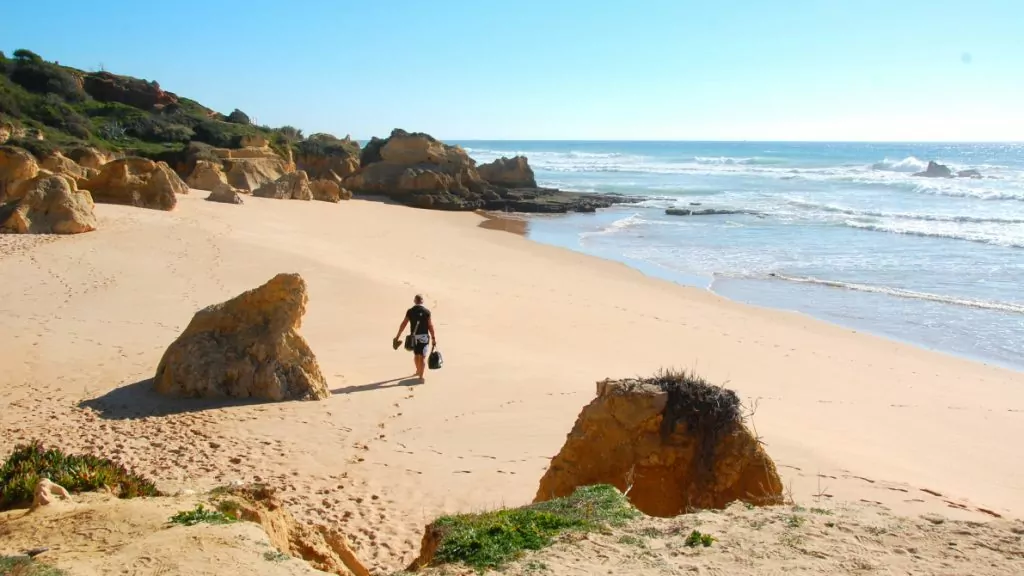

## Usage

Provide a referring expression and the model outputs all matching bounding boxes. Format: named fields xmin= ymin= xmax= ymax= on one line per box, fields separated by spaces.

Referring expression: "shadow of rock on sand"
xmin=80 ymin=378 xmax=266 ymax=420
xmin=331 ymin=377 xmax=421 ymax=395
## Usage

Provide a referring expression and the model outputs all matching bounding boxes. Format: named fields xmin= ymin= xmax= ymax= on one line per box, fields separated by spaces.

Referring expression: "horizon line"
xmin=355 ymin=137 xmax=1024 ymax=145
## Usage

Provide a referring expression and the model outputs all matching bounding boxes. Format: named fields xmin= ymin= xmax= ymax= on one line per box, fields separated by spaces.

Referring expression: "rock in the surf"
xmin=913 ymin=161 xmax=953 ymax=178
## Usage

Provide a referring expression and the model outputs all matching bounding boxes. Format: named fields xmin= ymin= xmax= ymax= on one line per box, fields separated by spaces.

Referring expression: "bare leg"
xmin=414 ymin=355 xmax=426 ymax=379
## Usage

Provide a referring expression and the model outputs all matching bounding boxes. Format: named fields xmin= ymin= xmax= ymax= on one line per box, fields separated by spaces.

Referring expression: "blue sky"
xmin=3 ymin=0 xmax=1022 ymax=141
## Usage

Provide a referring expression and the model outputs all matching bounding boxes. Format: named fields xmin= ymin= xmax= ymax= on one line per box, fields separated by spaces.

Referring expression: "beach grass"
xmin=427 ymin=484 xmax=639 ymax=571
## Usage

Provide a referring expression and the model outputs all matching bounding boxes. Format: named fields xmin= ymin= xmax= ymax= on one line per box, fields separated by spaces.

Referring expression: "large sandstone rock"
xmin=239 ymin=134 xmax=269 ymax=148
xmin=254 ymin=170 xmax=312 ymax=200
xmin=534 ymin=373 xmax=783 ymax=516
xmin=154 ymin=273 xmax=329 ymax=401
xmin=477 ymin=156 xmax=537 ymax=188
xmin=309 ymin=179 xmax=351 ymax=203
xmin=186 ymin=160 xmax=229 ymax=191
xmin=0 ymin=174 xmax=97 ymax=234
xmin=83 ymin=158 xmax=187 ymax=210
xmin=0 ymin=146 xmax=40 ymax=203
xmin=41 ymin=151 xmax=89 ymax=181
xmin=223 ymin=157 xmax=290 ymax=192
xmin=343 ymin=129 xmax=485 ymax=209
xmin=206 ymin=182 xmax=245 ymax=205
xmin=297 ymin=153 xmax=360 ymax=180
xmin=67 ymin=146 xmax=114 ymax=169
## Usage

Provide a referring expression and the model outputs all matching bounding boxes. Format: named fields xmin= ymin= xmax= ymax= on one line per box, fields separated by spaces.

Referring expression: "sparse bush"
xmin=684 ymin=529 xmax=715 ymax=547
xmin=12 ymin=49 xmax=43 ymax=63
xmin=10 ymin=56 xmax=86 ymax=102
xmin=277 ymin=125 xmax=303 ymax=142
xmin=226 ymin=108 xmax=250 ymax=125
xmin=125 ymin=115 xmax=193 ymax=143
xmin=169 ymin=503 xmax=237 ymax=526
xmin=0 ymin=441 xmax=161 ymax=510
xmin=25 ymin=94 xmax=90 ymax=138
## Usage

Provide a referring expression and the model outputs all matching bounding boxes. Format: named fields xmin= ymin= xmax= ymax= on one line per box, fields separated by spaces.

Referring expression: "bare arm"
xmin=395 ymin=317 xmax=409 ymax=340
xmin=427 ymin=316 xmax=436 ymax=345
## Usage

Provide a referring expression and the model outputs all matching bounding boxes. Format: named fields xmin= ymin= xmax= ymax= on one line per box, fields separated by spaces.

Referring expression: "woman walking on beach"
xmin=394 ymin=294 xmax=436 ymax=381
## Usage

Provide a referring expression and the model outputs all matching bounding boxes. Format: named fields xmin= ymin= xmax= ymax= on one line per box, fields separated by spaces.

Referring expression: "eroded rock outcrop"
xmin=81 ymin=71 xmax=179 ymax=110
xmin=154 ymin=273 xmax=329 ymax=401
xmin=206 ymin=182 xmax=245 ymax=205
xmin=40 ymin=151 xmax=89 ymax=182
xmin=0 ymin=146 xmax=40 ymax=203
xmin=224 ymin=157 xmax=290 ymax=192
xmin=221 ymin=484 xmax=368 ymax=576
xmin=0 ymin=173 xmax=97 ymax=234
xmin=343 ymin=129 xmax=484 ymax=209
xmin=309 ymin=179 xmax=351 ymax=203
xmin=254 ymin=170 xmax=312 ymax=200
xmin=295 ymin=134 xmax=361 ymax=180
xmin=347 ymin=129 xmax=634 ymax=212
xmin=534 ymin=372 xmax=783 ymax=516
xmin=187 ymin=160 xmax=229 ymax=191
xmin=67 ymin=146 xmax=114 ymax=169
xmin=477 ymin=156 xmax=537 ymax=188
xmin=83 ymin=158 xmax=187 ymax=210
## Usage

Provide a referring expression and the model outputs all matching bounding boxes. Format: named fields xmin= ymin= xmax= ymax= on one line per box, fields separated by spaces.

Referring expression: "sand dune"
xmin=1 ymin=193 xmax=1022 ymax=572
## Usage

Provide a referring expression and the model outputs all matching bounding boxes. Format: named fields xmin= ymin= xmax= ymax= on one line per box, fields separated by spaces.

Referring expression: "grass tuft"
xmin=0 ymin=441 xmax=160 ymax=511
xmin=684 ymin=529 xmax=716 ymax=547
xmin=428 ymin=484 xmax=639 ymax=571
xmin=169 ymin=503 xmax=237 ymax=526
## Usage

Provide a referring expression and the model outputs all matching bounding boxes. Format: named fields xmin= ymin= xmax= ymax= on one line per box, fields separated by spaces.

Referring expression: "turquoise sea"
xmin=456 ymin=141 xmax=1024 ymax=371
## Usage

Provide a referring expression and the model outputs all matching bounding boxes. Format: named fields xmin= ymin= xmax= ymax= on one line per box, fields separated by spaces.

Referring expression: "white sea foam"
xmin=766 ymin=273 xmax=1024 ymax=314
xmin=784 ymin=199 xmax=1024 ymax=224
xmin=870 ymin=156 xmax=930 ymax=172
xmin=841 ymin=219 xmax=1024 ymax=248
xmin=579 ymin=213 xmax=646 ymax=239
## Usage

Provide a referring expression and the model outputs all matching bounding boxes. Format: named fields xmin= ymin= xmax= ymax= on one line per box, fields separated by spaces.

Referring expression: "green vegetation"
xmin=0 ymin=48 xmax=355 ymax=163
xmin=785 ymin=514 xmax=806 ymax=528
xmin=0 ymin=556 xmax=68 ymax=576
xmin=169 ymin=503 xmax=238 ymax=526
xmin=0 ymin=441 xmax=160 ymax=510
xmin=426 ymin=484 xmax=639 ymax=572
xmin=684 ymin=529 xmax=716 ymax=548
xmin=262 ymin=551 xmax=289 ymax=563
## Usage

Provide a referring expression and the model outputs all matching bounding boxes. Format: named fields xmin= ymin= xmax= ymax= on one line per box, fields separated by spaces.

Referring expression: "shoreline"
xmin=3 ymin=195 xmax=1023 ymax=571
xmin=478 ymin=206 xmax=1024 ymax=373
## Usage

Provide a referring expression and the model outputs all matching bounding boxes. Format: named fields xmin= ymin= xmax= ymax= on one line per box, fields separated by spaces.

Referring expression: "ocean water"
xmin=456 ymin=141 xmax=1024 ymax=371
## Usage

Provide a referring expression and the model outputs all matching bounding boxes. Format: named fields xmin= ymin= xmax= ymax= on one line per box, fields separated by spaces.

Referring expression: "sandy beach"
xmin=2 ymin=193 xmax=1022 ymax=572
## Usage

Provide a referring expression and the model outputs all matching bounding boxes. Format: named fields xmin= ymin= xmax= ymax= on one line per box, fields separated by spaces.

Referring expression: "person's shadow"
xmin=331 ymin=376 xmax=421 ymax=395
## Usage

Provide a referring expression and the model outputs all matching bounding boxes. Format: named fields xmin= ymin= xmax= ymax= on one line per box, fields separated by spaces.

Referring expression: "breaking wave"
xmin=766 ymin=273 xmax=1024 ymax=314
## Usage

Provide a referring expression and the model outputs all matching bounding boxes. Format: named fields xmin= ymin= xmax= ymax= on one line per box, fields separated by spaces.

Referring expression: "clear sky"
xmin=3 ymin=0 xmax=1022 ymax=141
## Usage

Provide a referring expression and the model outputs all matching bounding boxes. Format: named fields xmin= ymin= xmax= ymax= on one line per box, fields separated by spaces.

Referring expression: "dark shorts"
xmin=411 ymin=334 xmax=430 ymax=356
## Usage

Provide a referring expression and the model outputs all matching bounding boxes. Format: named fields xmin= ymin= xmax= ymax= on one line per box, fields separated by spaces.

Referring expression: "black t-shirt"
xmin=406 ymin=305 xmax=431 ymax=335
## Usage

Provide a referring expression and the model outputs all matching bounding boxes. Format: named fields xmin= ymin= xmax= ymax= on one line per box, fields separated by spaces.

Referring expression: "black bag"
xmin=428 ymin=349 xmax=443 ymax=370
xmin=403 ymin=335 xmax=415 ymax=351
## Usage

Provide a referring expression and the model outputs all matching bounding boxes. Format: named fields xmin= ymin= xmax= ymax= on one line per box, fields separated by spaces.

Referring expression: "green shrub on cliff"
xmin=423 ymin=484 xmax=639 ymax=571
xmin=0 ymin=441 xmax=161 ymax=510
xmin=0 ymin=48 xmax=305 ymax=161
